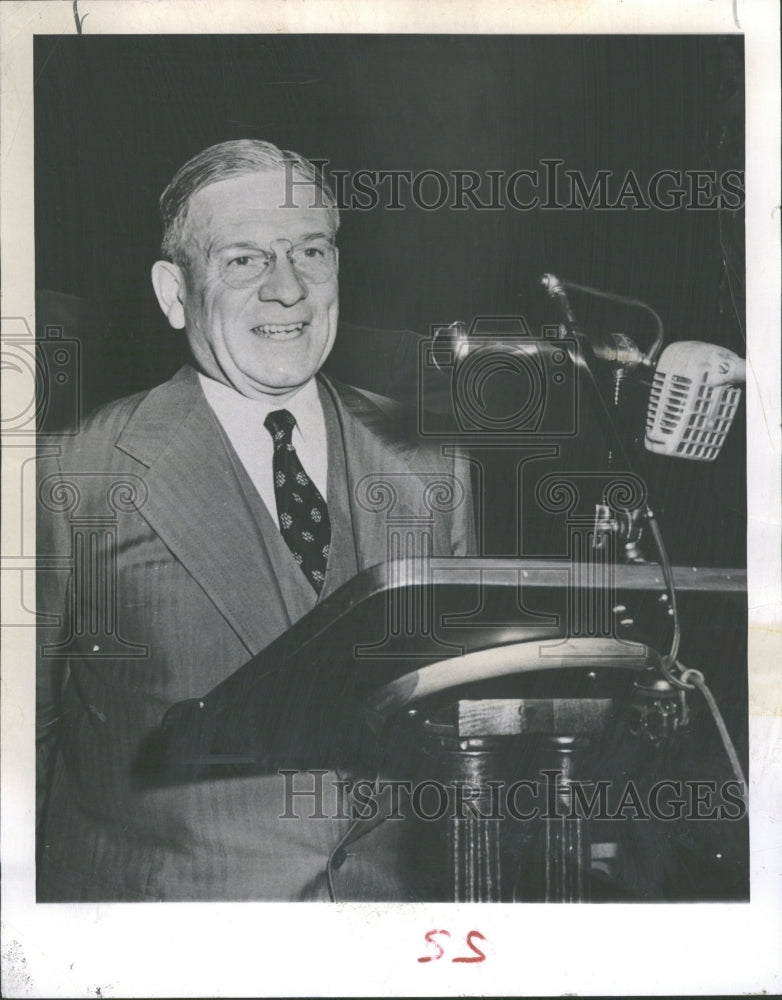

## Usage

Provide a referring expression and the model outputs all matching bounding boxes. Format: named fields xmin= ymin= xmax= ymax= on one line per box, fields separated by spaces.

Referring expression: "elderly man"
xmin=36 ymin=140 xmax=475 ymax=901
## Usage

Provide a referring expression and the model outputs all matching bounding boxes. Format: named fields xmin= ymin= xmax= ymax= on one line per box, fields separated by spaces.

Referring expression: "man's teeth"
xmin=252 ymin=322 xmax=305 ymax=337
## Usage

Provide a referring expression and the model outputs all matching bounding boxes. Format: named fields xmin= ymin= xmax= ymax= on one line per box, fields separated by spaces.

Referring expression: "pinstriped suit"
xmin=36 ymin=364 xmax=475 ymax=900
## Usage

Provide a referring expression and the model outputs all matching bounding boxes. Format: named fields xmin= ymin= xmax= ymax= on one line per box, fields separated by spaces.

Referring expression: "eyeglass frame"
xmin=216 ymin=237 xmax=339 ymax=289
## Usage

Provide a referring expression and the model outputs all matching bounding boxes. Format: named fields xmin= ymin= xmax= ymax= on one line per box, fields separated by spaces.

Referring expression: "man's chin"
xmin=238 ymin=366 xmax=318 ymax=400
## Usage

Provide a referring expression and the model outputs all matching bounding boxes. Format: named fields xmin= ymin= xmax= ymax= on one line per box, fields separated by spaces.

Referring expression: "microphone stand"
xmin=539 ymin=274 xmax=693 ymax=714
xmin=540 ymin=274 xmax=654 ymax=565
xmin=539 ymin=283 xmax=747 ymax=792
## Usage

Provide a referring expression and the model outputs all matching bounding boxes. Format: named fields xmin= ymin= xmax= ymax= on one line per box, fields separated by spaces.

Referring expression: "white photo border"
xmin=1 ymin=1 xmax=780 ymax=996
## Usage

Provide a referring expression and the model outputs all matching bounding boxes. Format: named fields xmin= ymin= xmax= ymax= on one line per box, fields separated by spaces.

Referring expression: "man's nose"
xmin=258 ymin=242 xmax=307 ymax=306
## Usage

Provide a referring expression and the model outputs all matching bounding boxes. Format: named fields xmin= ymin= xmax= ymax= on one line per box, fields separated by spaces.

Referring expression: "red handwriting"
xmin=417 ymin=929 xmax=487 ymax=964
xmin=452 ymin=930 xmax=488 ymax=963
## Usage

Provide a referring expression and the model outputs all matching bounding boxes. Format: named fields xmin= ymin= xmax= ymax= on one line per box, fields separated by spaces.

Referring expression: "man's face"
xmin=175 ymin=170 xmax=339 ymax=399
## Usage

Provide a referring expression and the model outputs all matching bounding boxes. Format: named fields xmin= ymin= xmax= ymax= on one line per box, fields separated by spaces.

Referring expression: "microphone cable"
xmin=646 ymin=505 xmax=746 ymax=792
xmin=676 ymin=662 xmax=748 ymax=790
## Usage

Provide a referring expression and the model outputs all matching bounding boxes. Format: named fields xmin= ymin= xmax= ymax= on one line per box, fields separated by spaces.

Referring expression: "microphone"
xmin=429 ymin=318 xmax=576 ymax=368
xmin=540 ymin=274 xmax=745 ymax=461
xmin=540 ymin=272 xmax=579 ymax=328
xmin=437 ymin=279 xmax=746 ymax=465
xmin=645 ymin=341 xmax=745 ymax=461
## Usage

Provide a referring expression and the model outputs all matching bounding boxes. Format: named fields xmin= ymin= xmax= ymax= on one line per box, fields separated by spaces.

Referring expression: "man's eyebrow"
xmin=205 ymin=234 xmax=335 ymax=258
xmin=206 ymin=239 xmax=264 ymax=258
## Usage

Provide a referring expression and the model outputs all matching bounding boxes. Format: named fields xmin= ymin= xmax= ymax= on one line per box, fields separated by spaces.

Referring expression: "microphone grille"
xmin=645 ymin=343 xmax=743 ymax=461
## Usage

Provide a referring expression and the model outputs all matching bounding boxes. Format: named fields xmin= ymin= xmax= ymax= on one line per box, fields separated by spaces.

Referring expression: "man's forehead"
xmin=187 ymin=170 xmax=332 ymax=233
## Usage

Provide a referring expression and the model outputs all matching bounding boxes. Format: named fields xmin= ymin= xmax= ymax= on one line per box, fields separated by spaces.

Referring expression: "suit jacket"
xmin=36 ymin=364 xmax=475 ymax=901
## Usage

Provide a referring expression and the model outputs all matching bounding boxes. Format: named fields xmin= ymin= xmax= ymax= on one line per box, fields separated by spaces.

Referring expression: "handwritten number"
xmin=417 ymin=929 xmax=451 ymax=963
xmin=452 ymin=929 xmax=487 ymax=963
xmin=417 ymin=929 xmax=487 ymax=963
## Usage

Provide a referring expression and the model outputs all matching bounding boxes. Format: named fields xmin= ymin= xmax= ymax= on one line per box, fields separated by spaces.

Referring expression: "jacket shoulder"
xmin=39 ymin=386 xmax=154 ymax=471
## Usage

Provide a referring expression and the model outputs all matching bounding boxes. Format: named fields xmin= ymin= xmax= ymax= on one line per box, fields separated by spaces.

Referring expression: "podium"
xmin=151 ymin=558 xmax=747 ymax=902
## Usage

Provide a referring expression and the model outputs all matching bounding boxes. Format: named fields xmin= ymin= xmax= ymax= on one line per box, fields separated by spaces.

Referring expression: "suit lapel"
xmin=320 ymin=375 xmax=420 ymax=573
xmin=116 ymin=366 xmax=290 ymax=654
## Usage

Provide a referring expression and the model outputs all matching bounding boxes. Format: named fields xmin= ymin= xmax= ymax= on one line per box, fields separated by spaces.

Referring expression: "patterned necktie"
xmin=264 ymin=408 xmax=331 ymax=593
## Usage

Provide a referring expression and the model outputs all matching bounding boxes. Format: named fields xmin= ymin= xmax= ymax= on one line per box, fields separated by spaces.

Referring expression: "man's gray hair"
xmin=159 ymin=139 xmax=339 ymax=265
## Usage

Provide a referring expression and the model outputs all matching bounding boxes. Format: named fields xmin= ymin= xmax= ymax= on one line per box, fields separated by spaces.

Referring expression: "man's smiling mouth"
xmin=251 ymin=322 xmax=306 ymax=339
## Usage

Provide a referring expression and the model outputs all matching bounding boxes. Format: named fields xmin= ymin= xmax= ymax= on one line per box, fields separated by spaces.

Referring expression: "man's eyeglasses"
xmin=219 ymin=238 xmax=338 ymax=289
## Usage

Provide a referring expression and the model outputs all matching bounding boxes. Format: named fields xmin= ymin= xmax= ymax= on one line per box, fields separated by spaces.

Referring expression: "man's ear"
xmin=151 ymin=260 xmax=186 ymax=330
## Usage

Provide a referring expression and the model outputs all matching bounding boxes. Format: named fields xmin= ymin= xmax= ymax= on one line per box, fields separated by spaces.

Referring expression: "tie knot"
xmin=264 ymin=408 xmax=297 ymax=447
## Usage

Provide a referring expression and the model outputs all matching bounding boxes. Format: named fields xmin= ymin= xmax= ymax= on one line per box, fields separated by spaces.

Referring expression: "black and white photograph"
xmin=1 ymin=1 xmax=780 ymax=996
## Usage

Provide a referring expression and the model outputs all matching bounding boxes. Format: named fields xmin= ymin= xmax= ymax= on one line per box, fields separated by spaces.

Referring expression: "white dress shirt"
xmin=198 ymin=373 xmax=328 ymax=519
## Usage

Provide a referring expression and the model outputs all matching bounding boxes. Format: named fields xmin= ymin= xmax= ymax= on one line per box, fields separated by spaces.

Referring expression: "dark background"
xmin=34 ymin=34 xmax=745 ymax=567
